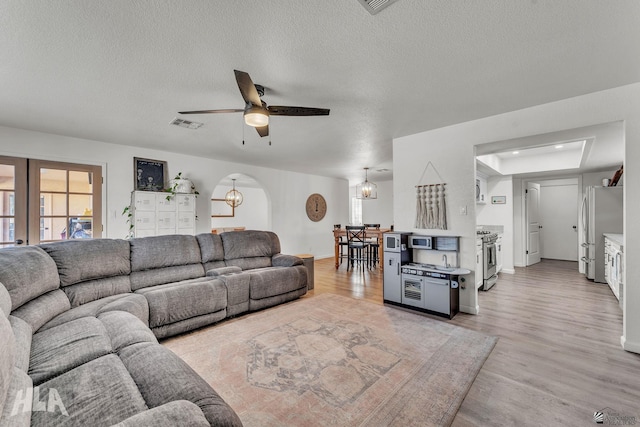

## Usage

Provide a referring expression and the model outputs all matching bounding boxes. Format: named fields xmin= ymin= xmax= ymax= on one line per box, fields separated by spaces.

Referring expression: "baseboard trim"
xmin=460 ymin=304 xmax=479 ymax=315
xmin=621 ymin=335 xmax=640 ymax=354
xmin=500 ymin=268 xmax=515 ymax=275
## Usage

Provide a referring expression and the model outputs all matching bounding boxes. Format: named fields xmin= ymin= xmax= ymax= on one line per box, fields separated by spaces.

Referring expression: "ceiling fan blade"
xmin=267 ymin=106 xmax=330 ymax=116
xmin=178 ymin=109 xmax=244 ymax=114
xmin=234 ymin=70 xmax=263 ymax=107
xmin=256 ymin=124 xmax=269 ymax=137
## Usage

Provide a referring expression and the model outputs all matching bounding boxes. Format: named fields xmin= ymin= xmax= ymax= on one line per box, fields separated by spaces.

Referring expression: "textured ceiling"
xmin=1 ymin=1 xmax=639 ymax=184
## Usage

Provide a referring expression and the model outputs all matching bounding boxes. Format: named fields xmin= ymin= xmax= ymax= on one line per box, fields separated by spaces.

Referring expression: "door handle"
xmin=15 ymin=239 xmax=24 ymax=245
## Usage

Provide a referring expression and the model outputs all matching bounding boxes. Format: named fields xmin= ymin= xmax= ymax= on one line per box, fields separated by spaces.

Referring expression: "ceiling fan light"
xmin=244 ymin=106 xmax=269 ymax=127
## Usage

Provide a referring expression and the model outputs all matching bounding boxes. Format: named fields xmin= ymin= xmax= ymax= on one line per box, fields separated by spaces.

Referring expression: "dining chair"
xmin=364 ymin=224 xmax=381 ymax=268
xmin=345 ymin=225 xmax=369 ymax=271
xmin=334 ymin=224 xmax=348 ymax=265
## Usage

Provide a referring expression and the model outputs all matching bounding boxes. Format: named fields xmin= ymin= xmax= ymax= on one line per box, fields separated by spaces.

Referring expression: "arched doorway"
xmin=211 ymin=173 xmax=270 ymax=232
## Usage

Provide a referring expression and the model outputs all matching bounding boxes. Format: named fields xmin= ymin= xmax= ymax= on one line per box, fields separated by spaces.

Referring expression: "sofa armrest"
xmin=110 ymin=400 xmax=210 ymax=427
xmin=206 ymin=266 xmax=243 ymax=277
xmin=272 ymin=254 xmax=303 ymax=267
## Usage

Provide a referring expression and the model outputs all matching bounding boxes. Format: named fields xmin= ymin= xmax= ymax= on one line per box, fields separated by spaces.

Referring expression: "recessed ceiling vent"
xmin=170 ymin=117 xmax=203 ymax=129
xmin=357 ymin=0 xmax=399 ymax=15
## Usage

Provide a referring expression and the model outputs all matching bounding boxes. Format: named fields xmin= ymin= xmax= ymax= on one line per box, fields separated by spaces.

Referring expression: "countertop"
xmin=604 ymin=233 xmax=624 ymax=248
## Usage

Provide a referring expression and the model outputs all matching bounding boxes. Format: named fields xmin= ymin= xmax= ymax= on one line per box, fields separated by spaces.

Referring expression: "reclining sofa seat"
xmin=0 ymin=241 xmax=242 ymax=426
xmin=217 ymin=230 xmax=308 ymax=311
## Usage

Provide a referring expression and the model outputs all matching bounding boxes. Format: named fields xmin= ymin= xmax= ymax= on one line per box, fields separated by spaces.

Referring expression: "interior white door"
xmin=526 ymin=182 xmax=541 ymax=266
xmin=539 ymin=184 xmax=579 ymax=261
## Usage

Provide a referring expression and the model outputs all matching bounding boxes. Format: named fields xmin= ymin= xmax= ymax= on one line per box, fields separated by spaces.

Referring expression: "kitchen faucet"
xmin=442 ymin=254 xmax=448 ymax=268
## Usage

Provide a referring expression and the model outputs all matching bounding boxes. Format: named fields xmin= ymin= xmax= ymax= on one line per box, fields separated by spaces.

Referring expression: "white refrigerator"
xmin=580 ymin=186 xmax=623 ymax=283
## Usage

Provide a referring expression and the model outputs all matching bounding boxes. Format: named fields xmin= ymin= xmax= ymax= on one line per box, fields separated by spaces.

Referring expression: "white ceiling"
xmin=1 ymin=1 xmax=639 ymax=185
xmin=476 ymin=120 xmax=624 ymax=178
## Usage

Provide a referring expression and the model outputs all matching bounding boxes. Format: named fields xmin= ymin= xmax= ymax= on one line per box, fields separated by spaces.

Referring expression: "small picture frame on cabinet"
xmin=491 ymin=196 xmax=506 ymax=204
xmin=134 ymin=157 xmax=167 ymax=192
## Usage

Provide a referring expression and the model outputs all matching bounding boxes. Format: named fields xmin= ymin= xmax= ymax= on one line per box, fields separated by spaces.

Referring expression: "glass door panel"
xmin=0 ymin=156 xmax=27 ymax=247
xmin=29 ymin=160 xmax=102 ymax=244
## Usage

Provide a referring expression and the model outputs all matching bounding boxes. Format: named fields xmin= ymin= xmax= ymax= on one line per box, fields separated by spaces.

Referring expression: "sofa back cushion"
xmin=196 ymin=233 xmax=226 ymax=271
xmin=0 ymin=246 xmax=60 ymax=311
xmin=130 ymin=235 xmax=205 ymax=290
xmin=40 ymin=239 xmax=132 ymax=307
xmin=0 ymin=285 xmax=16 ymax=422
xmin=221 ymin=230 xmax=280 ymax=270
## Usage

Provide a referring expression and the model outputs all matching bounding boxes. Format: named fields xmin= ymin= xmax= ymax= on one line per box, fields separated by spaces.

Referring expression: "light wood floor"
xmin=306 ymin=258 xmax=640 ymax=426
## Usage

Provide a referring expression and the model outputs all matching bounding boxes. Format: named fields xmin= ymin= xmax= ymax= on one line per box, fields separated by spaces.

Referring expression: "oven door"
xmin=401 ymin=275 xmax=425 ymax=308
xmin=483 ymin=242 xmax=497 ymax=279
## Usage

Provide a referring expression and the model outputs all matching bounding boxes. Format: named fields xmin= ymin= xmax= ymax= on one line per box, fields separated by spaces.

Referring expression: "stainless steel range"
xmin=400 ymin=263 xmax=460 ymax=318
xmin=477 ymin=231 xmax=498 ymax=290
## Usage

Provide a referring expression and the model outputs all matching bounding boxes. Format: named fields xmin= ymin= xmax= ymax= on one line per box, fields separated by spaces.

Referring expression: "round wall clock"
xmin=306 ymin=193 xmax=327 ymax=222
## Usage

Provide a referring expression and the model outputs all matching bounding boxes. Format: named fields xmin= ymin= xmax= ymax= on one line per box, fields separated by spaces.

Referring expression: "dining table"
xmin=333 ymin=227 xmax=392 ymax=270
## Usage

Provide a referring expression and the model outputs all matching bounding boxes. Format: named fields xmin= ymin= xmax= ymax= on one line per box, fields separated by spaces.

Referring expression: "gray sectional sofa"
xmin=0 ymin=230 xmax=308 ymax=426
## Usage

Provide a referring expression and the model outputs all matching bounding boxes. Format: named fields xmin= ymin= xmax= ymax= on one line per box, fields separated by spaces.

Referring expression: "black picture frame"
xmin=134 ymin=157 xmax=167 ymax=192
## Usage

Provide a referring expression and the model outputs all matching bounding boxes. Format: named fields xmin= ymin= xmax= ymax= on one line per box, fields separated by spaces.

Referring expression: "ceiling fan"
xmin=179 ymin=70 xmax=330 ymax=137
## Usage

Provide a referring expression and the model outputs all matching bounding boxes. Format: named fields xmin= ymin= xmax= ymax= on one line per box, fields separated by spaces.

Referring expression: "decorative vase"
xmin=170 ymin=178 xmax=193 ymax=194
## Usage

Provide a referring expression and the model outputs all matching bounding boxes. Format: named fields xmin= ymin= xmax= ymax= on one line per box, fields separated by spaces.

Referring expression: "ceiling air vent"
xmin=170 ymin=117 xmax=203 ymax=130
xmin=357 ymin=0 xmax=399 ymax=15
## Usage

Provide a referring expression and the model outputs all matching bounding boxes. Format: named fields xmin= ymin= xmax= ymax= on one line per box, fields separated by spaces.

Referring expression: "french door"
xmin=0 ymin=156 xmax=102 ymax=246
xmin=0 ymin=156 xmax=27 ymax=247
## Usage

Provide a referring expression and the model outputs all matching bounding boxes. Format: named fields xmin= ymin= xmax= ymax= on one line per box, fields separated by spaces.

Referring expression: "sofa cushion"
xmin=39 ymin=293 xmax=149 ymax=332
xmin=0 ymin=282 xmax=11 ymax=317
xmin=97 ymin=311 xmax=157 ymax=353
xmin=130 ymin=235 xmax=202 ymax=272
xmin=0 ymin=314 xmax=16 ymax=421
xmin=217 ymin=272 xmax=250 ymax=317
xmin=39 ymin=239 xmax=131 ymax=286
xmin=135 ymin=277 xmax=227 ymax=329
xmin=8 ymin=316 xmax=31 ymax=373
xmin=62 ymin=275 xmax=132 ymax=307
xmin=221 ymin=230 xmax=284 ymax=271
xmin=9 ymin=290 xmax=70 ymax=333
xmin=0 ymin=367 xmax=32 ymax=427
xmin=248 ymin=266 xmax=307 ymax=300
xmin=29 ymin=316 xmax=113 ymax=385
xmin=112 ymin=400 xmax=211 ymax=427
xmin=196 ymin=233 xmax=225 ymax=262
xmin=31 ymin=354 xmax=149 ymax=427
xmin=0 ymin=246 xmax=60 ymax=311
xmin=130 ymin=264 xmax=205 ymax=291
xmin=119 ymin=342 xmax=242 ymax=427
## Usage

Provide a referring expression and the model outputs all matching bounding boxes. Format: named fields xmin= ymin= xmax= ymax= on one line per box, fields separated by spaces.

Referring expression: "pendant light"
xmin=356 ymin=167 xmax=377 ymax=199
xmin=225 ymin=179 xmax=243 ymax=208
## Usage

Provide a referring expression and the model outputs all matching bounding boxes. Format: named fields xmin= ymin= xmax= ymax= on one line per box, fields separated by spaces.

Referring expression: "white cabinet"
xmin=475 ymin=238 xmax=484 ymax=289
xmin=476 ymin=174 xmax=488 ymax=204
xmin=604 ymin=234 xmax=623 ymax=302
xmin=496 ymin=234 xmax=503 ymax=273
xmin=131 ymin=191 xmax=196 ymax=237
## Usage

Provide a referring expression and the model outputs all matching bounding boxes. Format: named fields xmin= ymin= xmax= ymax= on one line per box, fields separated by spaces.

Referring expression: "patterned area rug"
xmin=163 ymin=294 xmax=497 ymax=427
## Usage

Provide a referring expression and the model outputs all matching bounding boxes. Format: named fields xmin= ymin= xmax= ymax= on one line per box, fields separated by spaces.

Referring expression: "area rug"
xmin=163 ymin=294 xmax=497 ymax=426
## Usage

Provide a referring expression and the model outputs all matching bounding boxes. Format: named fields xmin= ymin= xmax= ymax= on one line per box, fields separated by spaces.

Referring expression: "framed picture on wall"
xmin=134 ymin=157 xmax=167 ymax=191
xmin=211 ymin=198 xmax=234 ymax=217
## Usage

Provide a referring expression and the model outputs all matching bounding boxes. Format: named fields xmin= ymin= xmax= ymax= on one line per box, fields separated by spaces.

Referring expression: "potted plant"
xmin=165 ymin=172 xmax=199 ymax=201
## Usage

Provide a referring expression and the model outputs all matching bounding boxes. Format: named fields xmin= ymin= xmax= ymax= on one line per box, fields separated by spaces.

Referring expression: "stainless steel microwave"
xmin=408 ymin=235 xmax=432 ymax=250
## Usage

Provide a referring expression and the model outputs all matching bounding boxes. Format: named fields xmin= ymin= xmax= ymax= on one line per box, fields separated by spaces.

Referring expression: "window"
xmin=351 ymin=197 xmax=362 ymax=225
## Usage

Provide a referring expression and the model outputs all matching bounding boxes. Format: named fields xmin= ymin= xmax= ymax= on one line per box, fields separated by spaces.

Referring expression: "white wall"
xmin=349 ymin=180 xmax=394 ymax=228
xmin=0 ymin=125 xmax=349 ymax=258
xmin=211 ymin=186 xmax=269 ymax=231
xmin=394 ymin=83 xmax=640 ymax=354
xmin=476 ymin=175 xmax=515 ymax=273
